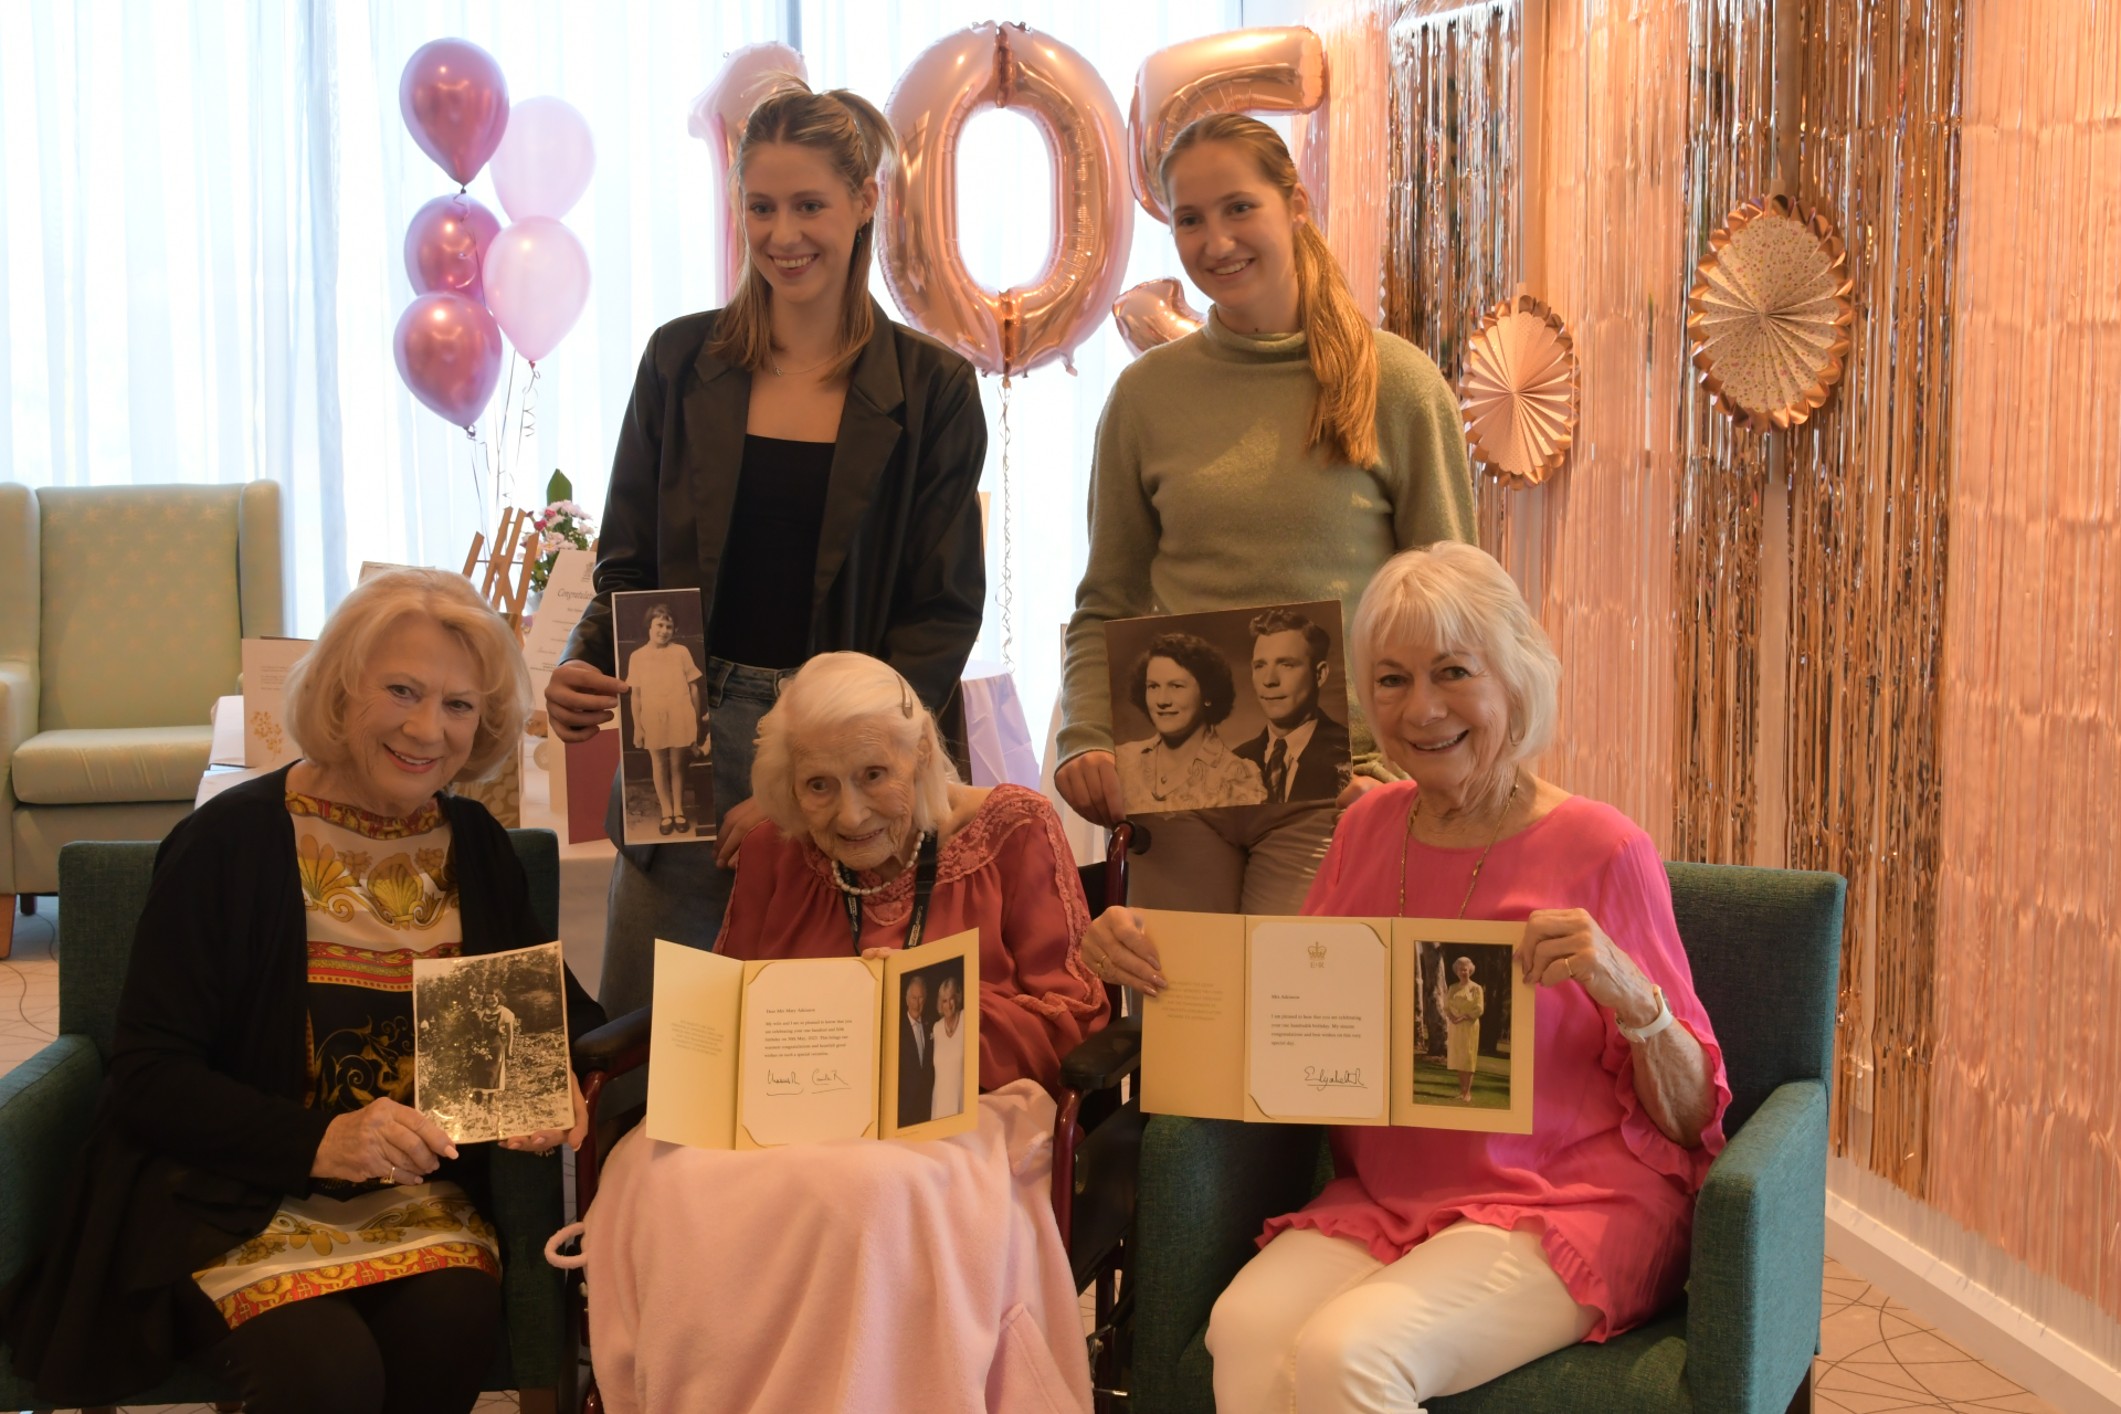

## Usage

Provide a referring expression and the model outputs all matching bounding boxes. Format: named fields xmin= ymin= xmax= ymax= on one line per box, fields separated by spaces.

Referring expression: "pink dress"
xmin=717 ymin=784 xmax=1111 ymax=1096
xmin=1262 ymin=783 xmax=1731 ymax=1339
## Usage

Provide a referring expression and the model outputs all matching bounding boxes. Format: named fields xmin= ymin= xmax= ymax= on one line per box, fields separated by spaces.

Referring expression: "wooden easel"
xmin=462 ymin=507 xmax=539 ymax=641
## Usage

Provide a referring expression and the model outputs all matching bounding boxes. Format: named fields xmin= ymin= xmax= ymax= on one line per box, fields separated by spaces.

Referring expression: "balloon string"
xmin=999 ymin=377 xmax=1016 ymax=672
xmin=517 ymin=364 xmax=540 ymax=497
xmin=494 ymin=353 xmax=519 ymax=510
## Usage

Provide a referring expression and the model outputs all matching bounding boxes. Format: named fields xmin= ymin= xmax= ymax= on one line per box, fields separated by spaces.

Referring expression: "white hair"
xmin=1351 ymin=542 xmax=1561 ymax=806
xmin=750 ymin=652 xmax=957 ymax=838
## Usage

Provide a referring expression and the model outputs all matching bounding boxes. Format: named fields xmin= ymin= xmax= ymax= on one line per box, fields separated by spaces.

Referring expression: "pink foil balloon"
xmin=483 ymin=217 xmax=591 ymax=364
xmin=400 ymin=38 xmax=510 ymax=187
xmin=404 ymin=193 xmax=502 ymax=300
xmin=881 ymin=22 xmax=1133 ymax=378
xmin=395 ymin=292 xmax=504 ymax=429
xmin=1112 ymin=278 xmax=1207 ymax=356
xmin=687 ymin=42 xmax=809 ymax=304
xmin=490 ymin=95 xmax=596 ymax=222
xmin=1129 ymin=27 xmax=1328 ymax=222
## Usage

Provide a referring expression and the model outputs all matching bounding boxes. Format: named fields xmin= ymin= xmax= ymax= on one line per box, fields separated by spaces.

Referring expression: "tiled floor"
xmin=1 ymin=903 xmax=2066 ymax=1414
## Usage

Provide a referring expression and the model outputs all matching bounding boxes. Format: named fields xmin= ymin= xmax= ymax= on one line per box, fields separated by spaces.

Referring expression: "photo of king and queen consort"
xmin=1103 ymin=600 xmax=1354 ymax=815
xmin=611 ymin=588 xmax=714 ymax=847
xmin=1411 ymin=939 xmax=1516 ymax=1111
xmin=412 ymin=942 xmax=574 ymax=1143
xmin=894 ymin=955 xmax=970 ymax=1131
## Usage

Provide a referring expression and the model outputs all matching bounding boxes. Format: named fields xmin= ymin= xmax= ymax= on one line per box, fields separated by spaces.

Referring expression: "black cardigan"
xmin=2 ymin=766 xmax=601 ymax=1404
xmin=562 ymin=301 xmax=987 ymax=706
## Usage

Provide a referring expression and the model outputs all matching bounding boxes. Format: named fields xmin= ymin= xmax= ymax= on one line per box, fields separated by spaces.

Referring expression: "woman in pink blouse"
xmin=1085 ymin=542 xmax=1728 ymax=1411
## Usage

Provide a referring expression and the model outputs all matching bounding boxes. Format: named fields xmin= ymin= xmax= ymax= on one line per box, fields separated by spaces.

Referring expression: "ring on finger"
xmin=1564 ymin=957 xmax=1577 ymax=980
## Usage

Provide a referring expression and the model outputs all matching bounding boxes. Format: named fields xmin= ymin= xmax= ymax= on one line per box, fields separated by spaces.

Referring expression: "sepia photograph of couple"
xmin=1103 ymin=600 xmax=1353 ymax=816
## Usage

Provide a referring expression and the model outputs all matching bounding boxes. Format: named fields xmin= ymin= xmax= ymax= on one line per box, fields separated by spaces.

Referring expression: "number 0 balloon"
xmin=880 ymin=22 xmax=1133 ymax=379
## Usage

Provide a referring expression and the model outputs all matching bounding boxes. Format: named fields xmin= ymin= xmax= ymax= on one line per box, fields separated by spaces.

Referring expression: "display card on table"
xmin=411 ymin=940 xmax=576 ymax=1143
xmin=240 ymin=637 xmax=313 ymax=768
xmin=609 ymin=588 xmax=712 ymax=848
xmin=1102 ymin=599 xmax=1353 ymax=815
xmin=1140 ymin=912 xmax=1535 ymax=1135
xmin=645 ymin=929 xmax=980 ymax=1149
xmin=521 ymin=548 xmax=597 ymax=701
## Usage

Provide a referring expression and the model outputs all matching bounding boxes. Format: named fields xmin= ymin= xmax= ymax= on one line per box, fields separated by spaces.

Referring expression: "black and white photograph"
xmin=412 ymin=941 xmax=574 ymax=1143
xmin=894 ymin=956 xmax=968 ymax=1130
xmin=612 ymin=587 xmax=713 ymax=847
xmin=1411 ymin=939 xmax=1516 ymax=1112
xmin=1103 ymin=600 xmax=1352 ymax=815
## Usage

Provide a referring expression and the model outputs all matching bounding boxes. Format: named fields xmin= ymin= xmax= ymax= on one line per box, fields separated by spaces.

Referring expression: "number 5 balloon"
xmin=880 ymin=22 xmax=1133 ymax=379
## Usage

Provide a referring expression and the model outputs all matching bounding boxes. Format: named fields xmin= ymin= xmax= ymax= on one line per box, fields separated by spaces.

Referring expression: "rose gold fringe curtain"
xmin=1296 ymin=0 xmax=1395 ymax=323
xmin=1671 ymin=0 xmax=1776 ymax=868
xmin=1785 ymin=0 xmax=1960 ymax=1188
xmin=1384 ymin=0 xmax=1683 ymax=848
xmin=1931 ymin=0 xmax=2121 ymax=1320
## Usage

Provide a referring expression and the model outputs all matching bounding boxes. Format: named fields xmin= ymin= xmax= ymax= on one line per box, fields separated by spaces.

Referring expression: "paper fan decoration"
xmin=1687 ymin=195 xmax=1855 ymax=432
xmin=1457 ymin=295 xmax=1577 ymax=485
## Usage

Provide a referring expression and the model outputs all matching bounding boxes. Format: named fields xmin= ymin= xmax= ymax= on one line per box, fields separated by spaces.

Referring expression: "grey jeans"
xmin=595 ymin=658 xmax=791 ymax=1017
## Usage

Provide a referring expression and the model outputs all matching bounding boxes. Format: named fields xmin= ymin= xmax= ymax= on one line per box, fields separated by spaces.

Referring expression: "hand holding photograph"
xmin=412 ymin=940 xmax=574 ymax=1143
xmin=1103 ymin=600 xmax=1352 ymax=816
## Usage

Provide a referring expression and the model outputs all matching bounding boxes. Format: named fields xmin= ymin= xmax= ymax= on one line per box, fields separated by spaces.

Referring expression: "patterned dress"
xmin=190 ymin=788 xmax=501 ymax=1327
xmin=1114 ymin=726 xmax=1267 ymax=812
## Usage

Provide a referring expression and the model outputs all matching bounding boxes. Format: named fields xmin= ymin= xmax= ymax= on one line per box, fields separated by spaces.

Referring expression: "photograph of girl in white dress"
xmin=1110 ymin=631 xmax=1266 ymax=814
xmin=612 ymin=589 xmax=711 ymax=846
xmin=1413 ymin=940 xmax=1515 ymax=1110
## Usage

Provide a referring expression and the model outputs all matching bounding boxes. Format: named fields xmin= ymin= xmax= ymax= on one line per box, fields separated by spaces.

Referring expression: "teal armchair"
xmin=1130 ymin=862 xmax=1846 ymax=1414
xmin=0 ymin=482 xmax=284 ymax=958
xmin=0 ymin=834 xmax=575 ymax=1413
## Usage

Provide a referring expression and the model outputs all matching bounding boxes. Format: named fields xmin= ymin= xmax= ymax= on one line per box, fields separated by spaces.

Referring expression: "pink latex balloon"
xmin=491 ymin=95 xmax=596 ymax=222
xmin=1112 ymin=278 xmax=1207 ymax=356
xmin=400 ymin=38 xmax=510 ymax=187
xmin=404 ymin=193 xmax=501 ymax=300
xmin=880 ymin=22 xmax=1133 ymax=378
xmin=483 ymin=217 xmax=590 ymax=364
xmin=1128 ymin=27 xmax=1327 ymax=222
xmin=687 ymin=42 xmax=808 ymax=304
xmin=395 ymin=292 xmax=504 ymax=429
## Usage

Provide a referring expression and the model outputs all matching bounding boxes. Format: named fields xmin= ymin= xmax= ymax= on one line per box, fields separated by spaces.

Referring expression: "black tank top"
xmin=708 ymin=435 xmax=835 ymax=668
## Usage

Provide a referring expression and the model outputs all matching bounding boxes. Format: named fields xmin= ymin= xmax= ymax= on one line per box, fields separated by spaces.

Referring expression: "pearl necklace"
xmin=830 ymin=832 xmax=927 ymax=897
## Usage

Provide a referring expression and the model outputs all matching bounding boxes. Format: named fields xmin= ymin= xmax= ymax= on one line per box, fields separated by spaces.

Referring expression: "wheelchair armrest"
xmin=1685 ymin=1078 xmax=1829 ymax=1414
xmin=1060 ymin=1015 xmax=1140 ymax=1094
xmin=573 ymin=1004 xmax=651 ymax=1077
xmin=0 ymin=1035 xmax=103 ymax=1287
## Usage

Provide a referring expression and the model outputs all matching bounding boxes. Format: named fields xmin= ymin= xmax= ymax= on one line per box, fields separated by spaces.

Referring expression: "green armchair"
xmin=0 ymin=481 xmax=284 ymax=958
xmin=0 ymin=834 xmax=575 ymax=1412
xmin=1130 ymin=862 xmax=1846 ymax=1414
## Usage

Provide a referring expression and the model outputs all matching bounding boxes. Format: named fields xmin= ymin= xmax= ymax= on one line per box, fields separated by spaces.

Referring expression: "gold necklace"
xmin=1398 ymin=777 xmax=1520 ymax=919
xmin=769 ymin=349 xmax=835 ymax=377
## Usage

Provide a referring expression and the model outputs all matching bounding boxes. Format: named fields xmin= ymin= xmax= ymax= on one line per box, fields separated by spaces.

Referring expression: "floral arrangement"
xmin=528 ymin=469 xmax=595 ymax=593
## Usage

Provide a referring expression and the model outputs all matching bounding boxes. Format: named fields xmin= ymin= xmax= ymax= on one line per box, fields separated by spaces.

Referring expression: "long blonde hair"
xmin=1159 ymin=114 xmax=1379 ymax=468
xmin=706 ymin=80 xmax=897 ymax=380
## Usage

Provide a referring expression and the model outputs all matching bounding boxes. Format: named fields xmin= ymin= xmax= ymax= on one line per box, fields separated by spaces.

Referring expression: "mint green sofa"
xmin=1129 ymin=862 xmax=1846 ymax=1414
xmin=0 ymin=482 xmax=282 ymax=956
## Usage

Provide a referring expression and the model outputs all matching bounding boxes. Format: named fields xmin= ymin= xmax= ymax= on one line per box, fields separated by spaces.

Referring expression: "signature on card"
xmin=1303 ymin=1065 xmax=1366 ymax=1091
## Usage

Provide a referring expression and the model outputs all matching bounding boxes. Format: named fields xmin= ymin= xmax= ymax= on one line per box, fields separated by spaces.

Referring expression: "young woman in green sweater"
xmin=1054 ymin=114 xmax=1476 ymax=918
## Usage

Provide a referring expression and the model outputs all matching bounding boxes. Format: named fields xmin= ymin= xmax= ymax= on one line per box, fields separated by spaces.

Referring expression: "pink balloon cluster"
xmin=393 ymin=39 xmax=595 ymax=430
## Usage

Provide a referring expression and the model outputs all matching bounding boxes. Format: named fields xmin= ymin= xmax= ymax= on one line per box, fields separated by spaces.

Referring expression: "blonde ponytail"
xmin=1160 ymin=113 xmax=1381 ymax=469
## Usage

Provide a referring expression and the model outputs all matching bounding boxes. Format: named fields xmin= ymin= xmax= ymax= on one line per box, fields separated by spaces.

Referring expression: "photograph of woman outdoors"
xmin=1055 ymin=113 xmax=1475 ymax=920
xmin=1083 ymin=543 xmax=1726 ymax=1410
xmin=1113 ymin=631 xmax=1267 ymax=813
xmin=544 ymin=81 xmax=987 ymax=1017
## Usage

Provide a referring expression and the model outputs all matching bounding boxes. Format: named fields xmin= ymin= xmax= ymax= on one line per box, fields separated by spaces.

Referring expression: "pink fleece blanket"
xmin=585 ymin=1080 xmax=1093 ymax=1414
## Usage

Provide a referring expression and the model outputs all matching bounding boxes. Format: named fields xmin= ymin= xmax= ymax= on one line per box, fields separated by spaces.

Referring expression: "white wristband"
xmin=1616 ymin=985 xmax=1675 ymax=1044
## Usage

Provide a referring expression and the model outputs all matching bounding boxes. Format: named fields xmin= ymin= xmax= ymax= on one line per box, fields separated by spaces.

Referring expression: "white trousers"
xmin=1206 ymin=1223 xmax=1598 ymax=1413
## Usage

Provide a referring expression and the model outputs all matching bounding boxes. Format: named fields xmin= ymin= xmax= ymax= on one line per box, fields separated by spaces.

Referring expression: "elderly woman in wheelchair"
xmin=583 ymin=651 xmax=1111 ymax=1413
xmin=1 ymin=570 xmax=601 ymax=1414
xmin=1087 ymin=542 xmax=1728 ymax=1413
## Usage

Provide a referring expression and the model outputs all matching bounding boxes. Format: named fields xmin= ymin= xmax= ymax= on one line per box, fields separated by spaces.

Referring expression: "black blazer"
xmin=1 ymin=766 xmax=602 ymax=1405
xmin=1233 ymin=712 xmax=1352 ymax=805
xmin=562 ymin=301 xmax=987 ymax=721
xmin=897 ymin=1012 xmax=935 ymax=1127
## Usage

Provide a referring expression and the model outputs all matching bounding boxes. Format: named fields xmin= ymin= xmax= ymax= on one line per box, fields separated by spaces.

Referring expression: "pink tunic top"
xmin=1263 ymin=784 xmax=1731 ymax=1339
xmin=717 ymin=784 xmax=1111 ymax=1096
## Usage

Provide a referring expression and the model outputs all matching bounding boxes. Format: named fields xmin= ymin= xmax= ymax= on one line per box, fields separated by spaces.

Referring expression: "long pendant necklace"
xmin=1398 ymin=776 xmax=1520 ymax=919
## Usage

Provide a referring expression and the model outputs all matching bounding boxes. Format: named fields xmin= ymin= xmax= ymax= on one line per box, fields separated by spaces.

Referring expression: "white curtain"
xmin=0 ymin=0 xmax=1243 ymax=733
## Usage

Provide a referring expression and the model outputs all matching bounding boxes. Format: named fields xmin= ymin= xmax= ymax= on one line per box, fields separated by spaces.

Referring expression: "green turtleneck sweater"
xmin=1058 ymin=312 xmax=1476 ymax=775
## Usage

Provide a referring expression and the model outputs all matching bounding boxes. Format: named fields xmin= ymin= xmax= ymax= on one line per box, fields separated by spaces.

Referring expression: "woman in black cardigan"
xmin=3 ymin=569 xmax=601 ymax=1413
xmin=545 ymin=80 xmax=988 ymax=1019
